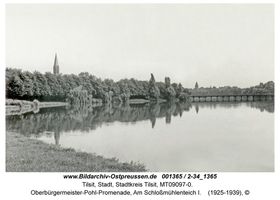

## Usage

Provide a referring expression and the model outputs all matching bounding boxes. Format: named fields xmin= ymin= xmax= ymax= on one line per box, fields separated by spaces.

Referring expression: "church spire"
xmin=53 ymin=53 xmax=59 ymax=74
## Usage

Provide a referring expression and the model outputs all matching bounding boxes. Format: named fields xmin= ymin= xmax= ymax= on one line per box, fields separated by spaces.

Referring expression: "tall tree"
xmin=148 ymin=73 xmax=160 ymax=100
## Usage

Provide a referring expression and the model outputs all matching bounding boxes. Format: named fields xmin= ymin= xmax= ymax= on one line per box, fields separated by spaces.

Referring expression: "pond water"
xmin=6 ymin=101 xmax=274 ymax=172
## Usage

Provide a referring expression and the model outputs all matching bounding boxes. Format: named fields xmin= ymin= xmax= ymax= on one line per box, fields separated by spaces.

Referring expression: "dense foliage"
xmin=6 ymin=68 xmax=274 ymax=103
xmin=6 ymin=68 xmax=190 ymax=102
xmin=190 ymin=81 xmax=274 ymax=96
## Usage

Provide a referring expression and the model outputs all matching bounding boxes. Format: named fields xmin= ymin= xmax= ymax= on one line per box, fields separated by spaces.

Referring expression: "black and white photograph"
xmin=5 ymin=3 xmax=274 ymax=173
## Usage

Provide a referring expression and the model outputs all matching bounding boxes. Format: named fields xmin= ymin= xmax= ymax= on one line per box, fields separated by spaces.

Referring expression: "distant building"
xmin=53 ymin=53 xmax=59 ymax=74
xmin=195 ymin=82 xmax=199 ymax=89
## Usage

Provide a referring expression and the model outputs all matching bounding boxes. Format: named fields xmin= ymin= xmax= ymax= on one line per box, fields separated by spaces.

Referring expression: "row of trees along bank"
xmin=6 ymin=68 xmax=190 ymax=104
xmin=190 ymin=81 xmax=274 ymax=96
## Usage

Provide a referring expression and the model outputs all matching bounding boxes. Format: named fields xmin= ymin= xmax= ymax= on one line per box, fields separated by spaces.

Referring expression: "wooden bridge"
xmin=189 ymin=94 xmax=274 ymax=102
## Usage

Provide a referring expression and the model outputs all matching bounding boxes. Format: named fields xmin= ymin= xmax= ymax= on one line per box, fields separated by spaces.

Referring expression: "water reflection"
xmin=195 ymin=104 xmax=199 ymax=114
xmin=6 ymin=101 xmax=273 ymax=146
xmin=192 ymin=102 xmax=274 ymax=113
xmin=6 ymin=101 xmax=274 ymax=171
xmin=54 ymin=130 xmax=60 ymax=146
xmin=6 ymin=102 xmax=191 ymax=137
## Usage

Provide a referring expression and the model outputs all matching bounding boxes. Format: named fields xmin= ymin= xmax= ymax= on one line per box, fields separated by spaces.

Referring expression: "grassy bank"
xmin=6 ymin=132 xmax=146 ymax=172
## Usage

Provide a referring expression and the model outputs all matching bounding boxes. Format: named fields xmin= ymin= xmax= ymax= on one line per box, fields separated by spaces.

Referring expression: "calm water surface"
xmin=6 ymin=102 xmax=274 ymax=172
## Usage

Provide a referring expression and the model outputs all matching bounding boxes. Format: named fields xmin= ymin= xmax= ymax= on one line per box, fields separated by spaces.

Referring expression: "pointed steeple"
xmin=53 ymin=53 xmax=59 ymax=74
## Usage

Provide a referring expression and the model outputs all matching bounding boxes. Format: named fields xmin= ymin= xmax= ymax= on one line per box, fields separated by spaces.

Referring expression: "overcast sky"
xmin=6 ymin=4 xmax=274 ymax=88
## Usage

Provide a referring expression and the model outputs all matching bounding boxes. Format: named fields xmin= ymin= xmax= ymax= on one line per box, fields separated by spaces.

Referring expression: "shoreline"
xmin=6 ymin=99 xmax=69 ymax=116
xmin=6 ymin=132 xmax=146 ymax=172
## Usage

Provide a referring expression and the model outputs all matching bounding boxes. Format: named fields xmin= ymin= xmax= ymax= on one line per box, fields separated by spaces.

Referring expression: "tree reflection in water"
xmin=6 ymin=102 xmax=191 ymax=138
xmin=6 ymin=101 xmax=273 ymax=146
xmin=191 ymin=101 xmax=274 ymax=113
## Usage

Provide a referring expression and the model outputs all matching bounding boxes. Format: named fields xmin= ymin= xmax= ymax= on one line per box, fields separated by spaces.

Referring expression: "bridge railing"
xmin=190 ymin=93 xmax=274 ymax=97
